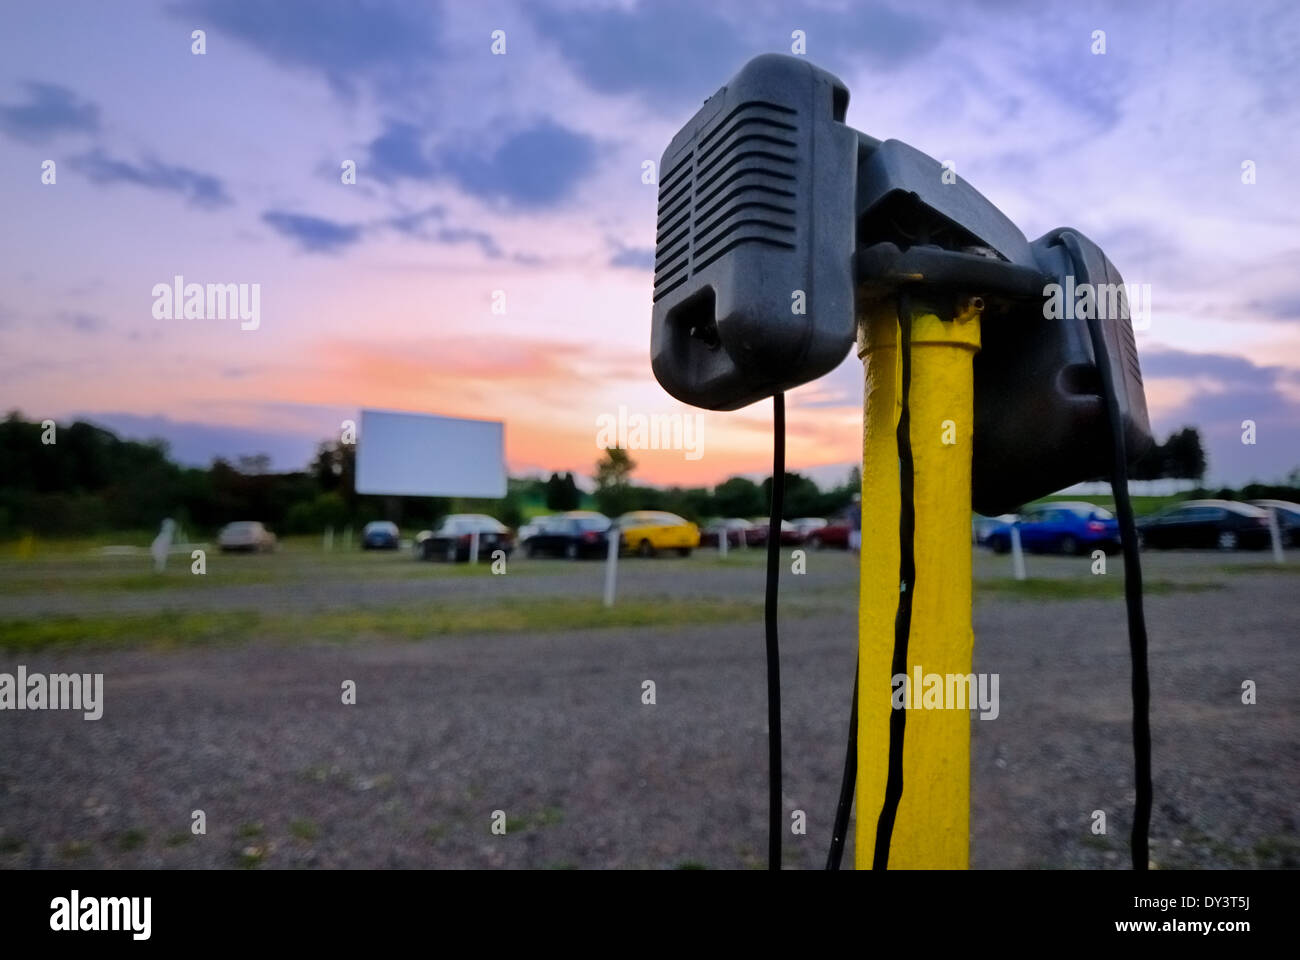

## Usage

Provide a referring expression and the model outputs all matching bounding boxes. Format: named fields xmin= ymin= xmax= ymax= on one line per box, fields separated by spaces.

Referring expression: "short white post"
xmin=1268 ymin=508 xmax=1285 ymax=564
xmin=324 ymin=526 xmax=334 ymax=552
xmin=603 ymin=530 xmax=619 ymax=607
xmin=469 ymin=530 xmax=480 ymax=565
xmin=1011 ymin=523 xmax=1027 ymax=581
xmin=719 ymin=528 xmax=728 ymax=557
xmin=342 ymin=525 xmax=352 ymax=550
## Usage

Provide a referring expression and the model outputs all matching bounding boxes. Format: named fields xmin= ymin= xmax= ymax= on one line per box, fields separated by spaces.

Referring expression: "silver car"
xmin=217 ymin=521 xmax=277 ymax=553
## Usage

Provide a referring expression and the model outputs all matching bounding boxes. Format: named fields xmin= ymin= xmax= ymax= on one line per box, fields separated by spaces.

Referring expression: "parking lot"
xmin=1 ymin=542 xmax=1296 ymax=869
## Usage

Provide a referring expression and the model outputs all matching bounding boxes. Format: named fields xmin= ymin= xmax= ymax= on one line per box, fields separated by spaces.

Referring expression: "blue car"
xmin=984 ymin=502 xmax=1119 ymax=555
xmin=361 ymin=520 xmax=400 ymax=550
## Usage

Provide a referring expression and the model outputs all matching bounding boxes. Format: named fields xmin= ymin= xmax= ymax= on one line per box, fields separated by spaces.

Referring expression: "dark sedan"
xmin=1136 ymin=499 xmax=1271 ymax=550
xmin=525 ymin=512 xmax=612 ymax=559
xmin=1249 ymin=500 xmax=1300 ymax=547
xmin=418 ymin=514 xmax=514 ymax=562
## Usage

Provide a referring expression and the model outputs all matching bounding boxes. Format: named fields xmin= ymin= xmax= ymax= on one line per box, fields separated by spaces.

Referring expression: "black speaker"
xmin=651 ymin=54 xmax=859 ymax=411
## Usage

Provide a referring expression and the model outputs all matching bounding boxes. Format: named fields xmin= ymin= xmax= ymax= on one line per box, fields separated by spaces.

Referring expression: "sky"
xmin=1 ymin=0 xmax=1297 ymax=489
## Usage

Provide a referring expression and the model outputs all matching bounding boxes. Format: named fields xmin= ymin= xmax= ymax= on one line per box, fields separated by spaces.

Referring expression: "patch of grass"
xmin=289 ymin=818 xmax=320 ymax=842
xmin=674 ymin=860 xmax=709 ymax=870
xmin=1169 ymin=829 xmax=1254 ymax=868
xmin=976 ymin=578 xmax=1222 ymax=600
xmin=306 ymin=596 xmax=765 ymax=644
xmin=0 ymin=549 xmax=590 ymax=598
xmin=115 ymin=828 xmax=147 ymax=851
xmin=0 ymin=835 xmax=24 ymax=854
xmin=164 ymin=832 xmax=191 ymax=848
xmin=425 ymin=824 xmax=448 ymax=843
xmin=0 ymin=589 xmax=775 ymax=652
xmin=233 ymin=824 xmax=267 ymax=867
xmin=507 ymin=806 xmax=564 ymax=832
xmin=0 ymin=540 xmax=811 ymax=604
xmin=60 ymin=840 xmax=91 ymax=859
xmin=235 ymin=845 xmax=265 ymax=868
xmin=299 ymin=764 xmax=351 ymax=787
xmin=0 ymin=532 xmax=159 ymax=555
xmin=1032 ymin=495 xmax=1186 ymax=517
xmin=1218 ymin=562 xmax=1300 ymax=575
xmin=1252 ymin=834 xmax=1300 ymax=868
xmin=0 ymin=565 xmax=289 ymax=595
xmin=0 ymin=610 xmax=261 ymax=652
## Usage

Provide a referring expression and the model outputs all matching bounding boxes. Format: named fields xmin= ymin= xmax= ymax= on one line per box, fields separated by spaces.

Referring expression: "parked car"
xmin=1136 ymin=499 xmax=1272 ymax=550
xmin=217 ymin=521 xmax=277 ymax=553
xmin=808 ymin=512 xmax=854 ymax=549
xmin=418 ymin=514 xmax=514 ymax=562
xmin=700 ymin=518 xmax=754 ymax=548
xmin=1249 ymin=499 xmax=1300 ymax=547
xmin=778 ymin=520 xmax=805 ymax=546
xmin=973 ymin=513 xmax=1018 ymax=545
xmin=791 ymin=517 xmax=828 ymax=540
xmin=361 ymin=520 xmax=400 ymax=550
xmin=745 ymin=518 xmax=805 ymax=546
xmin=516 ymin=519 xmax=545 ymax=544
xmin=616 ymin=511 xmax=700 ymax=557
xmin=525 ymin=511 xmax=612 ymax=559
xmin=984 ymin=502 xmax=1119 ymax=555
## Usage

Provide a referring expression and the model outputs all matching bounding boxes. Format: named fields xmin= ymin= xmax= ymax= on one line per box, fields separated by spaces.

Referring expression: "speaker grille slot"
xmin=653 ymin=100 xmax=799 ymax=302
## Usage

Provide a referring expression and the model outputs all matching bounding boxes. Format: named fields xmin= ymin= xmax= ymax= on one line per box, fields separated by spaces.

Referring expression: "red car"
xmin=807 ymin=505 xmax=860 ymax=550
xmin=807 ymin=520 xmax=850 ymax=549
xmin=745 ymin=519 xmax=805 ymax=547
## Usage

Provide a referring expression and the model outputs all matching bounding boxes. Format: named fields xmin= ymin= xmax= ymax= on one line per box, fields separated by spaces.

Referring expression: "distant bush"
xmin=283 ymin=493 xmax=351 ymax=534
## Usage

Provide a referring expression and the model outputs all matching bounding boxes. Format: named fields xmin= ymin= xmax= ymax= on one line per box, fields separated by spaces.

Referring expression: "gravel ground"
xmin=0 ymin=546 xmax=1295 ymax=869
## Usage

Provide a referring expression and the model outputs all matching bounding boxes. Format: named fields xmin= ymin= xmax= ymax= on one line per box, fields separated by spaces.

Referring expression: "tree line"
xmin=1 ymin=411 xmax=1280 ymax=540
xmin=0 ymin=413 xmax=855 ymax=538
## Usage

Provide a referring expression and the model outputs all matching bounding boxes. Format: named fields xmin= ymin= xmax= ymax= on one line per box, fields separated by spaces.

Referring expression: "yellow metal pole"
xmin=855 ymin=295 xmax=982 ymax=869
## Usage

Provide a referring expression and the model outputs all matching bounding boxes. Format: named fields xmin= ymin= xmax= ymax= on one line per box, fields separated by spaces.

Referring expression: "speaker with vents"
xmin=650 ymin=54 xmax=859 ymax=411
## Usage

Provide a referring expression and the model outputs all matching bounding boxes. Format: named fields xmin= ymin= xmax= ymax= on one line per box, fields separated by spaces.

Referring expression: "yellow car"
xmin=616 ymin=511 xmax=701 ymax=557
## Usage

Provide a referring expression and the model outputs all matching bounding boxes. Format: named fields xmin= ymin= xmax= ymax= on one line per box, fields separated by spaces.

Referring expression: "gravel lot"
xmin=1 ymin=544 xmax=1296 ymax=869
